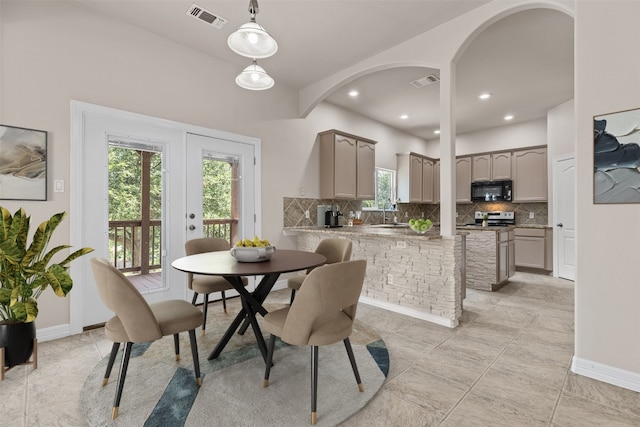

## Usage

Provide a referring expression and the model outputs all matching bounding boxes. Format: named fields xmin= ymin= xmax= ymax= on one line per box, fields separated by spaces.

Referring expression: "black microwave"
xmin=471 ymin=180 xmax=512 ymax=202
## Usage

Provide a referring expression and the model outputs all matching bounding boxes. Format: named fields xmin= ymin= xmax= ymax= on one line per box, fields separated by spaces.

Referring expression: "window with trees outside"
xmin=361 ymin=168 xmax=396 ymax=210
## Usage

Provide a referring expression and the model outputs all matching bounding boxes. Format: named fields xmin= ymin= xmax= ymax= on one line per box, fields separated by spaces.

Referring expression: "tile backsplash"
xmin=283 ymin=197 xmax=548 ymax=227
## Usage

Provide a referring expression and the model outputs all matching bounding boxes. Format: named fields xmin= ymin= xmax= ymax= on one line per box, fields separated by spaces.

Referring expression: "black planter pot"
xmin=0 ymin=321 xmax=36 ymax=368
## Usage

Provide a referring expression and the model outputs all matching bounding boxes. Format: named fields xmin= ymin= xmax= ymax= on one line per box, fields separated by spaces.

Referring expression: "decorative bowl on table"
xmin=230 ymin=245 xmax=276 ymax=262
xmin=408 ymin=218 xmax=433 ymax=234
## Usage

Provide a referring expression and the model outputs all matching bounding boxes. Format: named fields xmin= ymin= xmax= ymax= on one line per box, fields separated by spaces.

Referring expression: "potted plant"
xmin=0 ymin=207 xmax=93 ymax=368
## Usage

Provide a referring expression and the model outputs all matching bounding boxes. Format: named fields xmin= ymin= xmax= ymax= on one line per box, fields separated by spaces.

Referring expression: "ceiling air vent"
xmin=187 ymin=4 xmax=228 ymax=29
xmin=410 ymin=74 xmax=440 ymax=88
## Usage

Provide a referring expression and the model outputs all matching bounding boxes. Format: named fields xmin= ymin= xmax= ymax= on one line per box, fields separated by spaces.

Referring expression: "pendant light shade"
xmin=235 ymin=60 xmax=274 ymax=91
xmin=227 ymin=0 xmax=278 ymax=59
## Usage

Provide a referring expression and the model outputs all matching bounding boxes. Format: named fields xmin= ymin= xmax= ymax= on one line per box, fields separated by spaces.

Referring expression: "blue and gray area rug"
xmin=81 ymin=319 xmax=389 ymax=426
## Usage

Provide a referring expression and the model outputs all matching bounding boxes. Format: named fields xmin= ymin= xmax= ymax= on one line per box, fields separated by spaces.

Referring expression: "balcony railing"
xmin=109 ymin=218 xmax=237 ymax=273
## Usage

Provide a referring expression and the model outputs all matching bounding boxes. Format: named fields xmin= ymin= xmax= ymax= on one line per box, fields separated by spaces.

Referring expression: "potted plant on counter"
xmin=0 ymin=207 xmax=93 ymax=370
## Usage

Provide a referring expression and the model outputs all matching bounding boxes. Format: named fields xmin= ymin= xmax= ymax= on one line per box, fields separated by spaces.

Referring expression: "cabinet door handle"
xmin=557 ymin=223 xmax=563 ymax=227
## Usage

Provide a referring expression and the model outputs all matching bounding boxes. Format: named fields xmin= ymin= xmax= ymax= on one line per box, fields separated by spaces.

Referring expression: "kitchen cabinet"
xmin=397 ymin=153 xmax=435 ymax=203
xmin=514 ymin=227 xmax=552 ymax=270
xmin=465 ymin=228 xmax=514 ymax=291
xmin=497 ymin=230 xmax=515 ymax=284
xmin=434 ymin=160 xmax=440 ymax=203
xmin=512 ymin=147 xmax=547 ymax=202
xmin=472 ymin=152 xmax=512 ymax=182
xmin=456 ymin=156 xmax=472 ymax=203
xmin=319 ymin=130 xmax=376 ymax=199
xmin=356 ymin=140 xmax=376 ymax=199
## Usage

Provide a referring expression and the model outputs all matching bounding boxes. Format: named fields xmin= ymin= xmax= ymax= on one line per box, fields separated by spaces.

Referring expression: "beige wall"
xmin=423 ymin=118 xmax=548 ymax=157
xmin=574 ymin=1 xmax=640 ymax=378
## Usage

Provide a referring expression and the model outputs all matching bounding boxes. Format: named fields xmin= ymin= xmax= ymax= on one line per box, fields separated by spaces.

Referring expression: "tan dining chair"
xmin=287 ymin=238 xmax=352 ymax=304
xmin=262 ymin=259 xmax=367 ymax=425
xmin=90 ymin=257 xmax=202 ymax=419
xmin=185 ymin=237 xmax=248 ymax=335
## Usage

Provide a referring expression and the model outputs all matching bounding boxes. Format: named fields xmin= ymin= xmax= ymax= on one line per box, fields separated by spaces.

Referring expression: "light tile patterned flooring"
xmin=2 ymin=272 xmax=639 ymax=426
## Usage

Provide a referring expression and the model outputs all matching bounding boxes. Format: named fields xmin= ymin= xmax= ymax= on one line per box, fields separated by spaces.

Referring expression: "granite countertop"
xmin=284 ymin=225 xmax=445 ymax=240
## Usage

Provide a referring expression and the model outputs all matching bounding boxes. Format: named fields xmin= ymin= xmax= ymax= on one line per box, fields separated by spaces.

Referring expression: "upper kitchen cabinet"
xmin=356 ymin=140 xmax=376 ymax=199
xmin=319 ymin=130 xmax=376 ymax=199
xmin=472 ymin=152 xmax=511 ymax=181
xmin=511 ymin=147 xmax=547 ymax=202
xmin=456 ymin=156 xmax=472 ymax=203
xmin=397 ymin=153 xmax=434 ymax=203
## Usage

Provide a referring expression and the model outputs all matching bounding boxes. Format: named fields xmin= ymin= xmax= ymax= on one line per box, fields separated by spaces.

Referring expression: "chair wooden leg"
xmin=173 ymin=334 xmax=180 ymax=361
xmin=263 ymin=334 xmax=277 ymax=387
xmin=221 ymin=290 xmax=227 ymax=313
xmin=188 ymin=329 xmax=202 ymax=386
xmin=103 ymin=342 xmax=121 ymax=386
xmin=112 ymin=342 xmax=133 ymax=419
xmin=191 ymin=292 xmax=198 ymax=305
xmin=289 ymin=289 xmax=296 ymax=305
xmin=343 ymin=338 xmax=364 ymax=392
xmin=311 ymin=346 xmax=319 ymax=425
xmin=201 ymin=294 xmax=209 ymax=336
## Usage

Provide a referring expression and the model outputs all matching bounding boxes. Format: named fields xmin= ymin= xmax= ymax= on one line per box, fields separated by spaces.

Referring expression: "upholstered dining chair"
xmin=185 ymin=237 xmax=248 ymax=335
xmin=262 ymin=259 xmax=367 ymax=425
xmin=287 ymin=238 xmax=352 ymax=304
xmin=90 ymin=257 xmax=202 ymax=419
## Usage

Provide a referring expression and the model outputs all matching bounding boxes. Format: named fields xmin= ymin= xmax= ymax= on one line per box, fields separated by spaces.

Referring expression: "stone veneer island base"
xmin=287 ymin=227 xmax=466 ymax=328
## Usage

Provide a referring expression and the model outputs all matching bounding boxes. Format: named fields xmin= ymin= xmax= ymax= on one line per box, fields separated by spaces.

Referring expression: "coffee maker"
xmin=317 ymin=205 xmax=343 ymax=228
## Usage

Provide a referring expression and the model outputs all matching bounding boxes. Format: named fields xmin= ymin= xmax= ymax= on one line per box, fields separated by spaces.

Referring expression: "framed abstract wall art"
xmin=594 ymin=107 xmax=640 ymax=204
xmin=0 ymin=124 xmax=47 ymax=201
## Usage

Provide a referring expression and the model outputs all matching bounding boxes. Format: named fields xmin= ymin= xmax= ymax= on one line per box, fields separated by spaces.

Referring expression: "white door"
xmin=553 ymin=155 xmax=576 ymax=281
xmin=184 ymin=133 xmax=257 ymax=299
xmin=70 ymin=102 xmax=259 ymax=331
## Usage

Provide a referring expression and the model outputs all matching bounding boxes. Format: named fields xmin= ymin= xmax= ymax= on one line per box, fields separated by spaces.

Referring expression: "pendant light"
xmin=235 ymin=60 xmax=274 ymax=91
xmin=227 ymin=0 xmax=278 ymax=59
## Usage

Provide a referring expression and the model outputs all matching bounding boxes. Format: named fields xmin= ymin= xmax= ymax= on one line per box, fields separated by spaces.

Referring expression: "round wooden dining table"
xmin=172 ymin=249 xmax=326 ymax=362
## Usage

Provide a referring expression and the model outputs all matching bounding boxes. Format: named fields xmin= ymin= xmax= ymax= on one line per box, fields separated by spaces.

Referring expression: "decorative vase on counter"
xmin=482 ymin=219 xmax=488 ymax=227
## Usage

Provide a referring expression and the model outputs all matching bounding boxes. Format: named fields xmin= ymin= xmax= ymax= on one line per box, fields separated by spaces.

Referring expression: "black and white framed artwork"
xmin=594 ymin=107 xmax=640 ymax=204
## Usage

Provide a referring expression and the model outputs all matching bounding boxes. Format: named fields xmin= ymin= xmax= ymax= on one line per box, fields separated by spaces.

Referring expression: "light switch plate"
xmin=54 ymin=179 xmax=64 ymax=193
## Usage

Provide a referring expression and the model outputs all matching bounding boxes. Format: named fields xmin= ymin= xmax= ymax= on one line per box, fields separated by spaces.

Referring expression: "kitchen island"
xmin=285 ymin=225 xmax=466 ymax=328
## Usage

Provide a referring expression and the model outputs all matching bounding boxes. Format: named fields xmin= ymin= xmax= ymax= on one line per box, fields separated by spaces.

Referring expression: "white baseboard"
xmin=572 ymin=356 xmax=640 ymax=393
xmin=36 ymin=324 xmax=72 ymax=343
xmin=358 ymin=296 xmax=458 ymax=328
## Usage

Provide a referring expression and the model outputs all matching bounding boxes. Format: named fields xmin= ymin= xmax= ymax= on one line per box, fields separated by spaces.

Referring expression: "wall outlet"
xmin=456 ymin=212 xmax=458 ymax=217
xmin=421 ymin=212 xmax=425 ymax=218
xmin=387 ymin=274 xmax=394 ymax=285
xmin=305 ymin=210 xmax=310 ymax=219
xmin=300 ymin=187 xmax=305 ymax=196
xmin=397 ymin=241 xmax=407 ymax=249
xmin=529 ymin=212 xmax=535 ymax=218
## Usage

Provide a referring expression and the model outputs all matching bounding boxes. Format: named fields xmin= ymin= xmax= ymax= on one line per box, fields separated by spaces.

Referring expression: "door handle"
xmin=189 ymin=213 xmax=195 ymax=219
xmin=189 ymin=225 xmax=196 ymax=230
xmin=557 ymin=223 xmax=563 ymax=227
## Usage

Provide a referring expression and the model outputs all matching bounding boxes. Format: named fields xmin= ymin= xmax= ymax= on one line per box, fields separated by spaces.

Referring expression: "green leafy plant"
xmin=0 ymin=207 xmax=94 ymax=322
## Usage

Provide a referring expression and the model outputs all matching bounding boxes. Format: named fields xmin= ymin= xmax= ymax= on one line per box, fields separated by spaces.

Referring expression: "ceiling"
xmin=69 ymin=1 xmax=574 ymax=140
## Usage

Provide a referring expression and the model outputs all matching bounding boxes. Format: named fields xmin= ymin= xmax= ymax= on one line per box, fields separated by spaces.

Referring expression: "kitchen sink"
xmin=367 ymin=223 xmax=410 ymax=228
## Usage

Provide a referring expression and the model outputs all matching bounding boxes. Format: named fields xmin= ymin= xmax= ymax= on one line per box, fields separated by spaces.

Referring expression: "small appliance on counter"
xmin=317 ymin=205 xmax=343 ymax=228
xmin=468 ymin=211 xmax=515 ymax=227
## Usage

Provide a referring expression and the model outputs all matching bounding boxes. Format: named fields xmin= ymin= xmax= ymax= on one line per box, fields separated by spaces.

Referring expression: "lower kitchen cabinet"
xmin=466 ymin=228 xmax=514 ymax=291
xmin=514 ymin=227 xmax=552 ymax=270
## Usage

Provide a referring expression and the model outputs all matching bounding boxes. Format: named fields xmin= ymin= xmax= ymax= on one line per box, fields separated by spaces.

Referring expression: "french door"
xmin=185 ymin=133 xmax=257 ymax=301
xmin=70 ymin=102 xmax=259 ymax=331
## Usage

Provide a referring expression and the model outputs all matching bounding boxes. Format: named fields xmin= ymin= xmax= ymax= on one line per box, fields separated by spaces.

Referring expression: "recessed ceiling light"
xmin=504 ymin=114 xmax=514 ymax=121
xmin=478 ymin=92 xmax=492 ymax=100
xmin=434 ymin=129 xmax=441 ymax=134
xmin=400 ymin=114 xmax=409 ymax=120
xmin=348 ymin=90 xmax=359 ymax=97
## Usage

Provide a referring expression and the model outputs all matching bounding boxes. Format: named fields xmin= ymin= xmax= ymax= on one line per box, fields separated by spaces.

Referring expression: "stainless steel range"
xmin=469 ymin=211 xmax=515 ymax=227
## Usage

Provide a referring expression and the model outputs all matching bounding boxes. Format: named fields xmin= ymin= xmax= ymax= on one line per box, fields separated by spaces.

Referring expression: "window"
xmin=362 ymin=168 xmax=396 ymax=210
